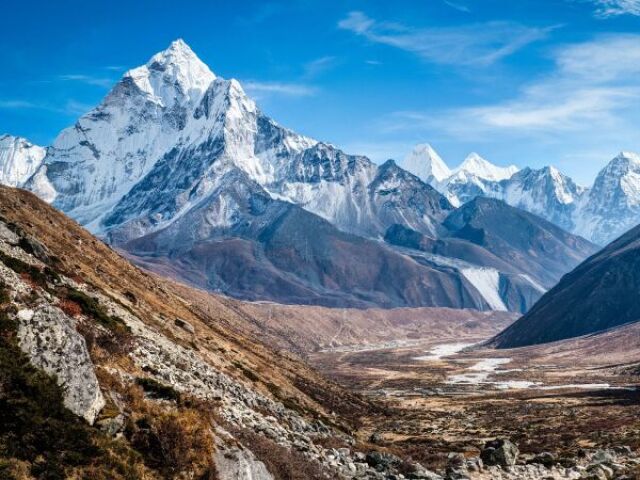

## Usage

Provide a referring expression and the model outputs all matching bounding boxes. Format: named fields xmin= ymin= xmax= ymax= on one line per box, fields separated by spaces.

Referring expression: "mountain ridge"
xmin=404 ymin=143 xmax=640 ymax=245
xmin=0 ymin=40 xmax=597 ymax=311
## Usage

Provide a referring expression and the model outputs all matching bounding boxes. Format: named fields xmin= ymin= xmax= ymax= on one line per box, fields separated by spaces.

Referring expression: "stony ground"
xmin=311 ymin=337 xmax=640 ymax=479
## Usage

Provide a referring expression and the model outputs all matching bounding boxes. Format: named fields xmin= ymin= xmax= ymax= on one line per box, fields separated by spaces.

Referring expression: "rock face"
xmin=441 ymin=197 xmax=597 ymax=290
xmin=493 ymin=221 xmax=640 ymax=348
xmin=214 ymin=432 xmax=274 ymax=480
xmin=16 ymin=305 xmax=105 ymax=424
xmin=480 ymin=439 xmax=519 ymax=467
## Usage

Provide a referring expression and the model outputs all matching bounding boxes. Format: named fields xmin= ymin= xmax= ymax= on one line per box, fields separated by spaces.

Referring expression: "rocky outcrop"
xmin=16 ymin=305 xmax=105 ymax=424
xmin=480 ymin=438 xmax=519 ymax=467
xmin=214 ymin=430 xmax=274 ymax=480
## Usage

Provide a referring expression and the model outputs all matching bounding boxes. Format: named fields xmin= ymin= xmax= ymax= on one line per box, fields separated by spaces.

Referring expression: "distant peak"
xmin=457 ymin=152 xmax=518 ymax=181
xmin=167 ymin=38 xmax=191 ymax=53
xmin=150 ymin=38 xmax=204 ymax=67
xmin=412 ymin=143 xmax=437 ymax=154
xmin=403 ymin=143 xmax=450 ymax=183
xmin=616 ymin=151 xmax=640 ymax=162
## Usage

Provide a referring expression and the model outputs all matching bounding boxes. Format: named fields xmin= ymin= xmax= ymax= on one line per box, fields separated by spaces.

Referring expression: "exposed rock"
xmin=214 ymin=442 xmax=274 ymax=480
xmin=591 ymin=450 xmax=615 ymax=465
xmin=16 ymin=305 xmax=105 ymax=424
xmin=366 ymin=451 xmax=401 ymax=470
xmin=18 ymin=235 xmax=50 ymax=263
xmin=0 ymin=221 xmax=20 ymax=245
xmin=96 ymin=414 xmax=125 ymax=437
xmin=174 ymin=317 xmax=195 ymax=334
xmin=480 ymin=439 xmax=519 ymax=467
xmin=446 ymin=453 xmax=470 ymax=479
xmin=529 ymin=452 xmax=557 ymax=468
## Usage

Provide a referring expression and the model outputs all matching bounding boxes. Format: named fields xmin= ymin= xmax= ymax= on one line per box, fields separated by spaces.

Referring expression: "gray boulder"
xmin=174 ymin=317 xmax=195 ymax=334
xmin=16 ymin=305 xmax=105 ymax=424
xmin=480 ymin=438 xmax=519 ymax=467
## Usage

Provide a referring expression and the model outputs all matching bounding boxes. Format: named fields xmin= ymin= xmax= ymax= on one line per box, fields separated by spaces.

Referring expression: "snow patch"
xmin=461 ymin=268 xmax=507 ymax=311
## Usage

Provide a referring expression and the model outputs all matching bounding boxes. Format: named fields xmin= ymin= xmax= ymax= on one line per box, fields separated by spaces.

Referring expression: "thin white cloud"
xmin=243 ymin=81 xmax=318 ymax=98
xmin=338 ymin=11 xmax=552 ymax=66
xmin=59 ymin=74 xmax=114 ymax=88
xmin=589 ymin=0 xmax=640 ymax=17
xmin=443 ymin=0 xmax=471 ymax=13
xmin=0 ymin=98 xmax=92 ymax=116
xmin=0 ymin=100 xmax=40 ymax=109
xmin=399 ymin=34 xmax=640 ymax=136
xmin=303 ymin=56 xmax=338 ymax=79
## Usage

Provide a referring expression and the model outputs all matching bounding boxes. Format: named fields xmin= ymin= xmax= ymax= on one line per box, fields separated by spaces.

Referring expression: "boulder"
xmin=480 ymin=438 xmax=519 ymax=467
xmin=365 ymin=451 xmax=401 ymax=470
xmin=529 ymin=451 xmax=556 ymax=468
xmin=408 ymin=464 xmax=444 ymax=480
xmin=174 ymin=317 xmax=195 ymax=334
xmin=592 ymin=450 xmax=614 ymax=464
xmin=16 ymin=305 xmax=105 ymax=424
xmin=446 ymin=453 xmax=470 ymax=479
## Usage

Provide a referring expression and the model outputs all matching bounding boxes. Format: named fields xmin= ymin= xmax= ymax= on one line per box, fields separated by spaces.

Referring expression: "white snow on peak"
xmin=615 ymin=151 xmax=640 ymax=164
xmin=0 ymin=135 xmax=46 ymax=187
xmin=402 ymin=143 xmax=451 ymax=183
xmin=125 ymin=38 xmax=215 ymax=107
xmin=456 ymin=152 xmax=518 ymax=181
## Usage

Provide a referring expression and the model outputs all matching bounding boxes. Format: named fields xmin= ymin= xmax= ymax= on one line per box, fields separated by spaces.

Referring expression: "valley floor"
xmin=309 ymin=325 xmax=640 ymax=478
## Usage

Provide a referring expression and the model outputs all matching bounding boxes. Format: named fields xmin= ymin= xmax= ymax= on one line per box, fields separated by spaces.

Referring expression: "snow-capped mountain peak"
xmin=456 ymin=152 xmax=518 ymax=181
xmin=0 ymin=135 xmax=46 ymax=187
xmin=402 ymin=143 xmax=451 ymax=183
xmin=125 ymin=38 xmax=215 ymax=107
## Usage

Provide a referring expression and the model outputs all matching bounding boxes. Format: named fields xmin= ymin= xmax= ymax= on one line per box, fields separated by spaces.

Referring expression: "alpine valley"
xmin=2 ymin=38 xmax=640 ymax=480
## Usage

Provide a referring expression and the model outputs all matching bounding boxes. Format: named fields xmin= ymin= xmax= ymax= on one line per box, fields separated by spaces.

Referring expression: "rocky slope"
xmin=493 ymin=221 xmax=640 ymax=348
xmin=0 ymin=185 xmax=449 ymax=480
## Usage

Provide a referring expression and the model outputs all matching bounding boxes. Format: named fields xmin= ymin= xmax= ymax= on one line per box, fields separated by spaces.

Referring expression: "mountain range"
xmin=0 ymin=39 xmax=602 ymax=311
xmin=403 ymin=144 xmax=640 ymax=246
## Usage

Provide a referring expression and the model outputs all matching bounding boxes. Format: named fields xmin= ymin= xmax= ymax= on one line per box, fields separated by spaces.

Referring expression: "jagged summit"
xmin=457 ymin=152 xmax=518 ymax=181
xmin=402 ymin=143 xmax=451 ymax=183
xmin=124 ymin=38 xmax=215 ymax=106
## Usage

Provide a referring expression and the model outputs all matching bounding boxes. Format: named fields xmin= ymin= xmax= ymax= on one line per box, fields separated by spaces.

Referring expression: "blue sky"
xmin=1 ymin=0 xmax=640 ymax=184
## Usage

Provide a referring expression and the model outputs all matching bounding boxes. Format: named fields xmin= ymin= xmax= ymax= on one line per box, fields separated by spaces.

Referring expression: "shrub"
xmin=0 ymin=282 xmax=9 ymax=305
xmin=232 ymin=361 xmax=259 ymax=382
xmin=127 ymin=408 xmax=215 ymax=478
xmin=59 ymin=298 xmax=82 ymax=317
xmin=136 ymin=378 xmax=181 ymax=402
xmin=65 ymin=289 xmax=130 ymax=334
xmin=228 ymin=425 xmax=327 ymax=480
xmin=0 ymin=251 xmax=58 ymax=289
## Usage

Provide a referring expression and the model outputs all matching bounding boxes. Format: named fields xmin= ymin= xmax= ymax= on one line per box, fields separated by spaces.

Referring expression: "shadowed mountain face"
xmin=493 ymin=223 xmax=640 ymax=348
xmin=117 ymin=169 xmax=487 ymax=309
xmin=442 ymin=197 xmax=597 ymax=289
xmin=383 ymin=197 xmax=597 ymax=313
